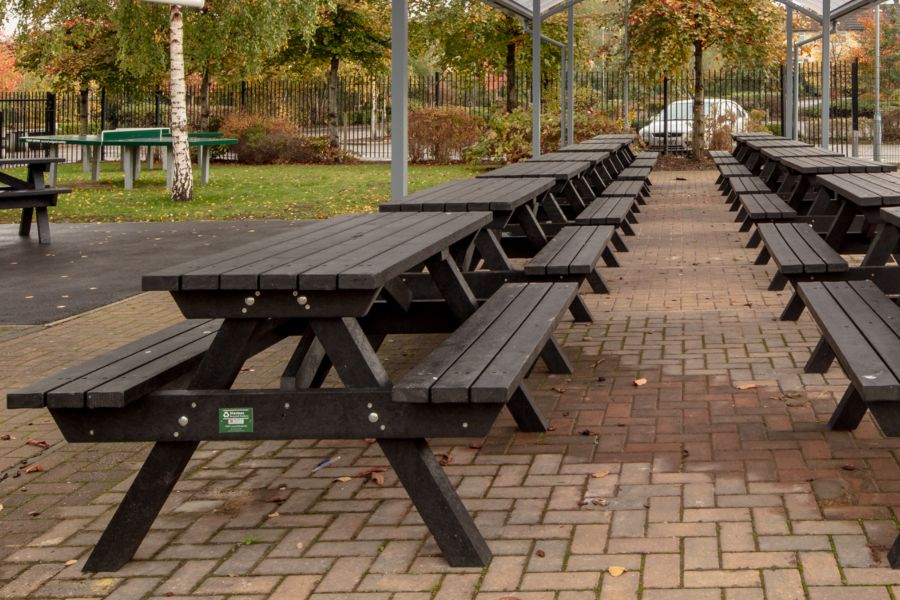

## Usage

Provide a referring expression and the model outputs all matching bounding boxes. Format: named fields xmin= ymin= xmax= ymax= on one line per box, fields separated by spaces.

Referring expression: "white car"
xmin=638 ymin=98 xmax=749 ymax=147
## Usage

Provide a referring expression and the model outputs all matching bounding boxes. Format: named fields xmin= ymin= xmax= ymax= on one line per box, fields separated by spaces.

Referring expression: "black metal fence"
xmin=1 ymin=60 xmax=897 ymax=164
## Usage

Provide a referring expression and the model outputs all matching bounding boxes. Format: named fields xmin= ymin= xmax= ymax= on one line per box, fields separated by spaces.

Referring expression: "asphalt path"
xmin=0 ymin=220 xmax=304 ymax=324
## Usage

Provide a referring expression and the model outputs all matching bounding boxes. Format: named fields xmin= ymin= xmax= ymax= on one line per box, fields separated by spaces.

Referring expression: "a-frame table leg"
xmin=310 ymin=316 xmax=492 ymax=567
xmin=83 ymin=319 xmax=263 ymax=572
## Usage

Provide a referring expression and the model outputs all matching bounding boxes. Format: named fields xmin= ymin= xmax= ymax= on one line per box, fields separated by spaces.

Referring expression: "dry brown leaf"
xmin=370 ymin=472 xmax=385 ymax=486
xmin=355 ymin=467 xmax=387 ymax=478
xmin=0 ymin=434 xmax=13 ymax=440
xmin=267 ymin=511 xmax=280 ymax=518
xmin=24 ymin=464 xmax=44 ymax=473
xmin=591 ymin=471 xmax=610 ymax=479
xmin=26 ymin=439 xmax=49 ymax=450
xmin=633 ymin=378 xmax=647 ymax=386
xmin=737 ymin=383 xmax=758 ymax=390
xmin=438 ymin=453 xmax=453 ymax=466
xmin=591 ymin=498 xmax=609 ymax=506
xmin=64 ymin=559 xmax=77 ymax=566
xmin=535 ymin=549 xmax=545 ymax=557
xmin=608 ymin=566 xmax=627 ymax=577
xmin=333 ymin=476 xmax=352 ymax=483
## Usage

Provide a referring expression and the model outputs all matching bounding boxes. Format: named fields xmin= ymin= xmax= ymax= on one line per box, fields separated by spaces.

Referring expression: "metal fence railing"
xmin=1 ymin=61 xmax=897 ymax=164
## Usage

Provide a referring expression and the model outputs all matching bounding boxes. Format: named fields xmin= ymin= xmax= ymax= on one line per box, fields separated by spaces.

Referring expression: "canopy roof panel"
xmin=781 ymin=0 xmax=886 ymax=22
xmin=481 ymin=0 xmax=577 ymax=20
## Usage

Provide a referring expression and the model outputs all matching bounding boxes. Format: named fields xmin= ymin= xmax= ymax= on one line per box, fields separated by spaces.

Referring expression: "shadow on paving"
xmin=0 ymin=220 xmax=305 ymax=325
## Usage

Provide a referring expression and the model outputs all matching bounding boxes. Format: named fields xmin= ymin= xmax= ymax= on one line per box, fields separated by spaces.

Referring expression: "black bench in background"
xmin=0 ymin=157 xmax=70 ymax=244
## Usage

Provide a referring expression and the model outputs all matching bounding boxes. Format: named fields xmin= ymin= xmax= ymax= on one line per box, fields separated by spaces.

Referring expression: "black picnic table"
xmin=532 ymin=150 xmax=616 ymax=189
xmin=35 ymin=210 xmax=575 ymax=571
xmin=0 ymin=157 xmax=69 ymax=244
xmin=476 ymin=160 xmax=598 ymax=214
xmin=560 ymin=141 xmax=634 ymax=166
xmin=814 ymin=172 xmax=900 ymax=261
xmin=770 ymin=156 xmax=896 ymax=210
xmin=379 ymin=176 xmax=622 ymax=311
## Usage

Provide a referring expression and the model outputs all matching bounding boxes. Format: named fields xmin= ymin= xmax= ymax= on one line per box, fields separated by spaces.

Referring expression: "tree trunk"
xmin=200 ymin=67 xmax=211 ymax=132
xmin=78 ymin=87 xmax=89 ymax=135
xmin=169 ymin=5 xmax=192 ymax=201
xmin=506 ymin=41 xmax=517 ymax=113
xmin=691 ymin=39 xmax=705 ymax=160
xmin=327 ymin=56 xmax=340 ymax=149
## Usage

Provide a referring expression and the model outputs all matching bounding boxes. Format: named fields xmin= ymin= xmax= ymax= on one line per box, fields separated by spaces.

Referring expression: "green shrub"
xmin=221 ymin=112 xmax=354 ymax=164
xmin=408 ymin=107 xmax=484 ymax=163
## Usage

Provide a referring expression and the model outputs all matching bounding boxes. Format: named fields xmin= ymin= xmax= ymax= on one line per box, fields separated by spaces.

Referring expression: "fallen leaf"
xmin=26 ymin=439 xmax=49 ymax=450
xmin=296 ymin=542 xmax=304 ymax=550
xmin=608 ymin=566 xmax=627 ymax=576
xmin=355 ymin=467 xmax=388 ymax=478
xmin=333 ymin=476 xmax=352 ymax=483
xmin=499 ymin=597 xmax=522 ymax=600
xmin=591 ymin=471 xmax=610 ymax=479
xmin=267 ymin=511 xmax=280 ymax=518
xmin=64 ymin=559 xmax=77 ymax=566
xmin=468 ymin=443 xmax=483 ymax=450
xmin=535 ymin=549 xmax=546 ymax=557
xmin=633 ymin=378 xmax=647 ymax=386
xmin=0 ymin=434 xmax=12 ymax=440
xmin=737 ymin=384 xmax=758 ymax=390
xmin=551 ymin=386 xmax=566 ymax=393
xmin=267 ymin=496 xmax=286 ymax=504
xmin=24 ymin=464 xmax=44 ymax=473
xmin=547 ymin=425 xmax=557 ymax=432
xmin=580 ymin=429 xmax=593 ymax=436
xmin=438 ymin=453 xmax=453 ymax=466
xmin=591 ymin=498 xmax=609 ymax=506
xmin=842 ymin=464 xmax=857 ymax=471
xmin=681 ymin=449 xmax=690 ymax=458
xmin=370 ymin=472 xmax=385 ymax=486
xmin=28 ymin=511 xmax=40 ymax=517
xmin=0 ymin=504 xmax=3 ymax=513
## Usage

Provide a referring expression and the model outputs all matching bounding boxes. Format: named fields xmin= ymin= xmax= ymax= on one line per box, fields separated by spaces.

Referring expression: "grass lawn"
xmin=0 ymin=162 xmax=482 ymax=223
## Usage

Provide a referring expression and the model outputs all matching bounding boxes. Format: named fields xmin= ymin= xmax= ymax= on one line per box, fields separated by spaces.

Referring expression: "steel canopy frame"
xmin=777 ymin=0 xmax=886 ymax=154
xmin=391 ymin=0 xmax=585 ymax=198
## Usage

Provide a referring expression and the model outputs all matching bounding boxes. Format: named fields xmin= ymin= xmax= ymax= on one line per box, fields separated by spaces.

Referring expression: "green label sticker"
xmin=219 ymin=408 xmax=253 ymax=433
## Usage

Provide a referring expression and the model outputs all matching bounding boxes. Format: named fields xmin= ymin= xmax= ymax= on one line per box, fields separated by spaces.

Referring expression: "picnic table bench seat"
xmin=394 ymin=282 xmax=577 ymax=405
xmin=1 ymin=157 xmax=71 ymax=244
xmin=574 ymin=197 xmax=638 ymax=236
xmin=629 ymin=158 xmax=657 ymax=169
xmin=755 ymin=222 xmax=849 ymax=319
xmin=716 ymin=164 xmax=754 ymax=191
xmin=726 ymin=176 xmax=773 ymax=208
xmin=524 ymin=225 xmax=618 ymax=294
xmin=8 ymin=319 xmax=224 ymax=409
xmin=603 ymin=178 xmax=647 ymax=206
xmin=709 ymin=150 xmax=740 ymax=165
xmin=736 ymin=193 xmax=798 ymax=244
xmin=615 ymin=166 xmax=652 ymax=191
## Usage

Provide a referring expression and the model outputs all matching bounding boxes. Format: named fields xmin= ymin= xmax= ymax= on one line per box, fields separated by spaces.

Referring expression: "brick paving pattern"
xmin=1 ymin=169 xmax=898 ymax=599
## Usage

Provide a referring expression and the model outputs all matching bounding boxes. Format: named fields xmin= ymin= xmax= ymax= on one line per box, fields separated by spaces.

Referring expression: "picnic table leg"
xmin=35 ymin=207 xmax=51 ymax=244
xmin=888 ymin=535 xmax=900 ymax=568
xmin=133 ymin=147 xmax=142 ymax=182
xmin=91 ymin=146 xmax=101 ymax=182
xmin=513 ymin=205 xmax=548 ymax=250
xmin=47 ymin=146 xmax=58 ymax=187
xmin=824 ymin=202 xmax=856 ymax=250
xmin=82 ymin=319 xmax=262 ymax=572
xmin=18 ymin=208 xmax=33 ymax=238
xmin=308 ymin=317 xmax=491 ymax=567
xmin=805 ymin=337 xmax=836 ymax=373
xmin=862 ymin=224 xmax=900 ymax=267
xmin=166 ymin=148 xmax=174 ymax=188
xmin=123 ymin=147 xmax=135 ymax=190
xmin=82 ymin=146 xmax=90 ymax=173
xmin=200 ymin=147 xmax=210 ymax=184
xmin=827 ymin=385 xmax=867 ymax=431
xmin=146 ymin=145 xmax=154 ymax=170
xmin=474 ymin=230 xmax=514 ymax=271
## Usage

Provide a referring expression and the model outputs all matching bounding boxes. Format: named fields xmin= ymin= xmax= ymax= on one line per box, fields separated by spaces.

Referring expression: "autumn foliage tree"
xmin=0 ymin=39 xmax=22 ymax=91
xmin=628 ymin=0 xmax=782 ymax=158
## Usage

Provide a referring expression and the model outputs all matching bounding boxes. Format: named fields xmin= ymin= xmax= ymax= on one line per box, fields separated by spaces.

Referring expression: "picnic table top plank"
xmin=532 ymin=151 xmax=611 ymax=165
xmin=0 ymin=157 xmax=66 ymax=167
xmin=146 ymin=212 xmax=491 ymax=293
xmin=778 ymin=156 xmax=896 ymax=174
xmin=815 ymin=173 xmax=900 ymax=206
xmin=475 ymin=160 xmax=591 ymax=182
xmin=760 ymin=146 xmax=843 ymax=160
xmin=380 ymin=177 xmax=555 ymax=213
xmin=881 ymin=207 xmax=900 ymax=227
xmin=559 ymin=142 xmax=627 ymax=153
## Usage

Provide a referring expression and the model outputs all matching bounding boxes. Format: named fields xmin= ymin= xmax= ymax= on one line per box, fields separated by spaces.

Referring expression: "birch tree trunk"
xmin=170 ymin=4 xmax=193 ymax=201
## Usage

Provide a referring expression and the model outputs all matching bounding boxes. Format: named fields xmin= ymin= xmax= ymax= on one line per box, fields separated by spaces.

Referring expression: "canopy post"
xmin=784 ymin=7 xmax=794 ymax=139
xmin=874 ymin=1 xmax=882 ymax=161
xmin=820 ymin=0 xmax=830 ymax=150
xmin=560 ymin=45 xmax=567 ymax=146
xmin=567 ymin=4 xmax=575 ymax=145
xmin=531 ymin=0 xmax=541 ymax=157
xmin=391 ymin=0 xmax=409 ymax=201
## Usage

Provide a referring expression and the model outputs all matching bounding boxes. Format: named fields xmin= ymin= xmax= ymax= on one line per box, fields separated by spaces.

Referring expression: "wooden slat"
xmin=798 ymin=282 xmax=900 ymax=401
xmin=393 ymin=283 xmax=528 ymax=403
xmin=757 ymin=223 xmax=802 ymax=274
xmin=471 ymin=283 xmax=578 ymax=403
xmin=570 ymin=226 xmax=615 ymax=275
xmin=7 ymin=319 xmax=218 ymax=408
xmin=523 ymin=227 xmax=578 ymax=275
xmin=544 ymin=226 xmax=595 ymax=275
xmin=791 ymin=223 xmax=848 ymax=272
xmin=431 ymin=283 xmax=553 ymax=403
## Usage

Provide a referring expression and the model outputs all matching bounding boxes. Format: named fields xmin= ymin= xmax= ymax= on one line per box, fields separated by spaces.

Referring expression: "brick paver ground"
xmin=1 ymin=169 xmax=898 ymax=599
